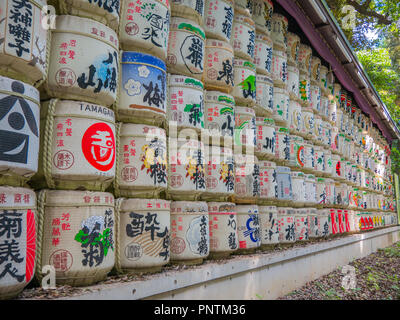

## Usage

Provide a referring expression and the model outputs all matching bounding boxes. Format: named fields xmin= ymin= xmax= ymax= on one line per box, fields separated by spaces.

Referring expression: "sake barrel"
xmin=254 ymin=34 xmax=273 ymax=76
xmin=36 ymin=190 xmax=115 ymax=286
xmin=331 ymin=126 xmax=339 ymax=154
xmin=59 ymin=0 xmax=120 ymax=30
xmin=315 ymin=177 xmax=326 ymax=207
xmin=171 ymin=0 xmax=205 ymax=26
xmin=322 ymin=121 xmax=332 ymax=148
xmin=118 ymin=51 xmax=167 ymax=127
xmin=0 ymin=76 xmax=40 ymax=187
xmin=308 ymin=208 xmax=319 ymax=238
xmin=255 ymin=118 xmax=276 ymax=160
xmin=310 ymin=85 xmax=321 ymax=114
xmin=312 ymin=115 xmax=322 ymax=144
xmin=231 ymin=14 xmax=256 ymax=61
xmin=310 ymin=56 xmax=321 ymax=85
xmin=168 ymin=74 xmax=204 ymax=133
xmin=170 ymin=201 xmax=209 ymax=264
xmin=286 ymin=32 xmax=300 ymax=66
xmin=234 ymin=106 xmax=256 ymax=152
xmin=277 ymin=207 xmax=295 ymax=243
xmin=208 ymin=202 xmax=238 ymax=258
xmin=314 ymin=145 xmax=325 ymax=175
xmin=0 ymin=0 xmax=48 ymax=86
xmin=116 ymin=198 xmax=170 ymax=273
xmin=236 ymin=204 xmax=260 ymax=252
xmin=340 ymin=89 xmax=347 ymax=111
xmin=299 ymin=72 xmax=311 ymax=106
xmin=320 ymin=65 xmax=328 ymax=93
xmin=288 ymin=100 xmax=302 ymax=135
xmin=274 ymin=127 xmax=290 ymax=165
xmin=304 ymin=174 xmax=316 ymax=205
xmin=328 ymin=208 xmax=338 ymax=235
xmin=271 ymin=13 xmax=288 ymax=51
xmin=298 ymin=44 xmax=312 ymax=75
xmin=302 ymin=107 xmax=314 ymax=140
xmin=324 ymin=148 xmax=333 ymax=177
xmin=234 ymin=0 xmax=252 ymax=16
xmin=259 ymin=205 xmax=279 ymax=246
xmin=332 ymin=83 xmax=341 ymax=106
xmin=333 ymin=182 xmax=344 ymax=207
xmin=234 ymin=154 xmax=260 ymax=202
xmin=341 ymin=182 xmax=349 ymax=207
xmin=276 ymin=166 xmax=292 ymax=205
xmin=325 ymin=178 xmax=335 ymax=205
xmin=287 ymin=65 xmax=300 ymax=101
xmin=203 ymin=146 xmax=235 ymax=200
xmin=45 ymin=15 xmax=119 ymax=107
xmin=258 ymin=160 xmax=277 ymax=203
xmin=31 ymin=99 xmax=116 ymax=191
xmin=320 ymin=96 xmax=330 ymax=121
xmin=167 ymin=17 xmax=205 ymax=80
xmin=255 ymin=74 xmax=274 ymax=116
xmin=204 ymin=91 xmax=235 ymax=146
xmin=290 ymin=171 xmax=306 ymax=206
xmin=294 ymin=209 xmax=308 ymax=241
xmin=318 ymin=209 xmax=330 ymax=237
xmin=272 ymin=87 xmax=289 ymax=126
xmin=204 ymin=0 xmax=234 ymax=42
xmin=114 ymin=124 xmax=167 ymax=198
xmin=0 ymin=186 xmax=36 ymax=299
xmin=262 ymin=0 xmax=274 ymax=35
xmin=119 ymin=0 xmax=169 ymax=60
xmin=289 ymin=135 xmax=305 ymax=169
xmin=303 ymin=142 xmax=315 ymax=173
xmin=328 ymin=100 xmax=337 ymax=125
xmin=271 ymin=49 xmax=288 ymax=88
xmin=232 ymin=59 xmax=256 ymax=107
xmin=203 ymin=39 xmax=234 ymax=93
xmin=167 ymin=138 xmax=206 ymax=200
xmin=331 ymin=154 xmax=342 ymax=180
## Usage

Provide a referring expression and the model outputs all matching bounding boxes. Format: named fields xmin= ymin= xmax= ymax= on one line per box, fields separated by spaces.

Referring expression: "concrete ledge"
xmin=58 ymin=226 xmax=400 ymax=300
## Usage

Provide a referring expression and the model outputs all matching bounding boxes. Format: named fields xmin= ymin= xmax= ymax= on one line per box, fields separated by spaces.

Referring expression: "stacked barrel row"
xmin=0 ymin=0 xmax=397 ymax=300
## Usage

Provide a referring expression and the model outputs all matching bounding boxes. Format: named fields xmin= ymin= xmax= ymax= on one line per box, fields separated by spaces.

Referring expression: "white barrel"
xmin=328 ymin=101 xmax=337 ymax=124
xmin=208 ymin=202 xmax=238 ymax=255
xmin=232 ymin=59 xmax=256 ymax=107
xmin=0 ymin=76 xmax=40 ymax=187
xmin=304 ymin=174 xmax=316 ymax=205
xmin=119 ymin=0 xmax=169 ymax=60
xmin=272 ymin=87 xmax=289 ymax=126
xmin=235 ymin=106 xmax=256 ymax=151
xmin=231 ymin=14 xmax=256 ymax=61
xmin=299 ymin=72 xmax=311 ymax=105
xmin=271 ymin=49 xmax=288 ymax=88
xmin=318 ymin=209 xmax=330 ymax=237
xmin=271 ymin=13 xmax=288 ymax=51
xmin=45 ymin=15 xmax=119 ymax=107
xmin=234 ymin=0 xmax=252 ymax=16
xmin=118 ymin=51 xmax=167 ymax=126
xmin=288 ymin=99 xmax=302 ymax=134
xmin=116 ymin=198 xmax=170 ymax=273
xmin=168 ymin=74 xmax=204 ymax=133
xmin=311 ymin=56 xmax=321 ymax=85
xmin=0 ymin=0 xmax=48 ymax=86
xmin=171 ymin=0 xmax=205 ymax=26
xmin=289 ymin=135 xmax=305 ymax=169
xmin=276 ymin=166 xmax=292 ymax=204
xmin=320 ymin=65 xmax=328 ymax=93
xmin=31 ymin=99 xmax=115 ymax=191
xmin=294 ymin=209 xmax=309 ymax=241
xmin=277 ymin=207 xmax=295 ymax=243
xmin=324 ymin=148 xmax=333 ymax=176
xmin=274 ymin=126 xmax=290 ymax=165
xmin=310 ymin=85 xmax=321 ymax=114
xmin=236 ymin=204 xmax=261 ymax=250
xmin=167 ymin=138 xmax=206 ymax=200
xmin=316 ymin=177 xmax=326 ymax=206
xmin=298 ymin=44 xmax=312 ymax=75
xmin=252 ymin=0 xmax=273 ymax=35
xmin=302 ymin=107 xmax=314 ymax=139
xmin=204 ymin=91 xmax=235 ymax=145
xmin=203 ymin=146 xmax=235 ymax=199
xmin=204 ymin=0 xmax=234 ymax=42
xmin=234 ymin=154 xmax=260 ymax=201
xmin=167 ymin=17 xmax=205 ymax=80
xmin=170 ymin=201 xmax=209 ymax=264
xmin=286 ymin=32 xmax=300 ymax=66
xmin=203 ymin=39 xmax=234 ymax=93
xmin=36 ymin=190 xmax=115 ymax=286
xmin=254 ymin=34 xmax=273 ymax=76
xmin=291 ymin=171 xmax=306 ymax=206
xmin=287 ymin=65 xmax=300 ymax=100
xmin=308 ymin=208 xmax=319 ymax=238
xmin=258 ymin=160 xmax=277 ymax=201
xmin=320 ymin=96 xmax=330 ymax=120
xmin=333 ymin=182 xmax=345 ymax=207
xmin=303 ymin=142 xmax=315 ymax=172
xmin=313 ymin=115 xmax=323 ymax=144
xmin=259 ymin=206 xmax=279 ymax=245
xmin=255 ymin=118 xmax=276 ymax=159
xmin=255 ymin=74 xmax=274 ymax=116
xmin=325 ymin=178 xmax=335 ymax=205
xmin=314 ymin=145 xmax=325 ymax=175
xmin=115 ymin=124 xmax=167 ymax=198
xmin=0 ymin=186 xmax=36 ymax=299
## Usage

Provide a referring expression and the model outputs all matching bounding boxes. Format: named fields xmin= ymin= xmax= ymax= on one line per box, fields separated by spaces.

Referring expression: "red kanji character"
xmin=62 ymin=223 xmax=71 ymax=231
xmin=0 ymin=194 xmax=6 ymax=204
xmin=52 ymin=228 xmax=61 ymax=236
xmin=52 ymin=238 xmax=60 ymax=247
xmin=61 ymin=213 xmax=70 ymax=221
xmin=52 ymin=218 xmax=60 ymax=226
xmin=14 ymin=194 xmax=21 ymax=203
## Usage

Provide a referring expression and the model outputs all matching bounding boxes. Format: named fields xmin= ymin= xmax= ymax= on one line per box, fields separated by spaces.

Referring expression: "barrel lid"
xmin=204 ymin=91 xmax=235 ymax=106
xmin=233 ymin=14 xmax=256 ymax=28
xmin=0 ymin=186 xmax=36 ymax=208
xmin=170 ymin=201 xmax=208 ymax=214
xmin=205 ymin=39 xmax=233 ymax=52
xmin=0 ymin=75 xmax=39 ymax=105
xmin=256 ymin=117 xmax=275 ymax=125
xmin=122 ymin=51 xmax=166 ymax=72
xmin=255 ymin=33 xmax=272 ymax=44
xmin=169 ymin=74 xmax=204 ymax=90
xmin=55 ymin=15 xmax=118 ymax=49
xmin=256 ymin=74 xmax=273 ymax=83
xmin=208 ymin=202 xmax=235 ymax=213
xmin=235 ymin=106 xmax=256 ymax=116
xmin=235 ymin=204 xmax=258 ymax=214
xmin=119 ymin=198 xmax=170 ymax=212
xmin=170 ymin=17 xmax=205 ymax=39
xmin=120 ymin=123 xmax=166 ymax=139
xmin=42 ymin=190 xmax=114 ymax=207
xmin=233 ymin=59 xmax=256 ymax=71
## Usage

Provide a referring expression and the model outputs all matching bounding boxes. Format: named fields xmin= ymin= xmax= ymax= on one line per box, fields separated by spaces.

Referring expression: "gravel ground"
xmin=278 ymin=241 xmax=400 ymax=300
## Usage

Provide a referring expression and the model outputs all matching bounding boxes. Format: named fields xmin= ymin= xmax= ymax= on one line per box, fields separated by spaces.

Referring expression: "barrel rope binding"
xmin=114 ymin=197 xmax=123 ymax=274
xmin=43 ymin=99 xmax=58 ymax=189
xmin=113 ymin=49 xmax=123 ymax=121
xmin=113 ymin=122 xmax=121 ymax=198
xmin=35 ymin=190 xmax=46 ymax=282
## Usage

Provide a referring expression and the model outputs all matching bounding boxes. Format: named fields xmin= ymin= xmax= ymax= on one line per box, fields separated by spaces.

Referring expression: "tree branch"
xmin=346 ymin=0 xmax=392 ymax=25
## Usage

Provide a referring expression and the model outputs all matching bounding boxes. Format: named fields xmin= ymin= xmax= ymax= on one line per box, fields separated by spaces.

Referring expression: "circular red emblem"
xmin=170 ymin=237 xmax=186 ymax=254
xmin=125 ymin=22 xmax=139 ymax=36
xmin=55 ymin=68 xmax=76 ymax=87
xmin=82 ymin=123 xmax=115 ymax=172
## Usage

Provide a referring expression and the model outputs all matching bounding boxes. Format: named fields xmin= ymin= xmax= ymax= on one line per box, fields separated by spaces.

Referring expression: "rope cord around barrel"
xmin=113 ymin=122 xmax=121 ymax=198
xmin=43 ymin=99 xmax=58 ymax=189
xmin=114 ymin=197 xmax=123 ymax=274
xmin=35 ymin=190 xmax=46 ymax=282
